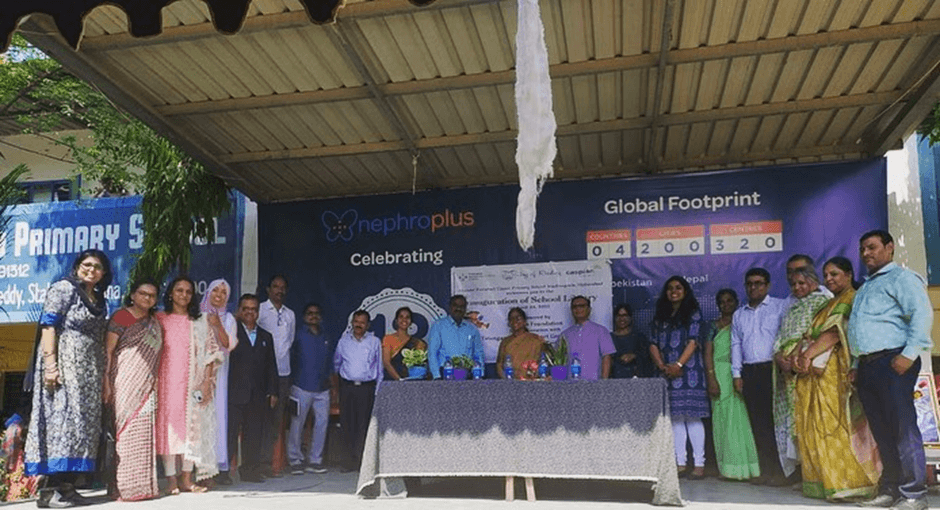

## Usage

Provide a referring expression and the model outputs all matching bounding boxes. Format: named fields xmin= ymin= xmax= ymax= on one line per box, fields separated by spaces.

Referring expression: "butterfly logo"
xmin=322 ymin=209 xmax=358 ymax=242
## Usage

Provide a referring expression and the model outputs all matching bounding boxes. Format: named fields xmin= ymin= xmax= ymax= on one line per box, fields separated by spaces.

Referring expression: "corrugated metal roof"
xmin=15 ymin=0 xmax=940 ymax=201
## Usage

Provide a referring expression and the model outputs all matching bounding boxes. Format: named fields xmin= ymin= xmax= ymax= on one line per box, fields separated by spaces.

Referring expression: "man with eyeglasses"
xmin=731 ymin=267 xmax=788 ymax=486
xmin=257 ymin=275 xmax=296 ymax=478
xmin=556 ymin=295 xmax=615 ymax=380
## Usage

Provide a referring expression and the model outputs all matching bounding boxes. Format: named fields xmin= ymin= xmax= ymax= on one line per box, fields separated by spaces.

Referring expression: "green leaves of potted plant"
xmin=546 ymin=336 xmax=569 ymax=380
xmin=401 ymin=348 xmax=428 ymax=379
xmin=450 ymin=354 xmax=474 ymax=380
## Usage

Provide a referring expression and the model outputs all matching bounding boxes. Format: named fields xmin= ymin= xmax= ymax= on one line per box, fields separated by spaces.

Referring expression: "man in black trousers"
xmin=226 ymin=294 xmax=278 ymax=483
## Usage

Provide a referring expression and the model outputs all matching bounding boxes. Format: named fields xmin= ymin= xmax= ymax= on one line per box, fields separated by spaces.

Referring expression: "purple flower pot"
xmin=550 ymin=365 xmax=568 ymax=380
xmin=453 ymin=368 xmax=469 ymax=380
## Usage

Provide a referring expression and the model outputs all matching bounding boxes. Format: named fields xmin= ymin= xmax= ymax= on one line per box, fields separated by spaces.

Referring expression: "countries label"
xmin=586 ymin=229 xmax=631 ymax=260
xmin=636 ymin=225 xmax=705 ymax=258
xmin=710 ymin=221 xmax=783 ymax=254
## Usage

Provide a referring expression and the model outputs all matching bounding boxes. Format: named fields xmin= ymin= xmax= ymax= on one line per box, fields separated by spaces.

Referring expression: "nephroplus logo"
xmin=321 ymin=208 xmax=474 ymax=242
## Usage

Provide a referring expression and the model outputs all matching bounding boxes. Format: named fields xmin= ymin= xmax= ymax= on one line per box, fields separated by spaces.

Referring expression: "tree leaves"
xmin=2 ymin=34 xmax=231 ymax=287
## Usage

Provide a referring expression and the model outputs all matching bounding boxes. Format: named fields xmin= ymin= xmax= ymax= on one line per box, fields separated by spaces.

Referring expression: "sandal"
xmin=181 ymin=484 xmax=208 ymax=493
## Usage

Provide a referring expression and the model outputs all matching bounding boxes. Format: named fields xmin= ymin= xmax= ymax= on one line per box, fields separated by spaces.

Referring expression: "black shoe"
xmin=766 ymin=475 xmax=790 ymax=487
xmin=339 ymin=464 xmax=358 ymax=473
xmin=57 ymin=484 xmax=90 ymax=506
xmin=240 ymin=471 xmax=265 ymax=483
xmin=305 ymin=464 xmax=328 ymax=474
xmin=214 ymin=471 xmax=233 ymax=486
xmin=37 ymin=489 xmax=74 ymax=508
xmin=749 ymin=475 xmax=768 ymax=485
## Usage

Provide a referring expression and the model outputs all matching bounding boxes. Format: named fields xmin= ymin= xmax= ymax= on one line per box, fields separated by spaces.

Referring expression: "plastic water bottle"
xmin=504 ymin=354 xmax=514 ymax=380
xmin=538 ymin=354 xmax=549 ymax=379
xmin=443 ymin=357 xmax=454 ymax=380
xmin=472 ymin=359 xmax=483 ymax=380
xmin=571 ymin=352 xmax=582 ymax=380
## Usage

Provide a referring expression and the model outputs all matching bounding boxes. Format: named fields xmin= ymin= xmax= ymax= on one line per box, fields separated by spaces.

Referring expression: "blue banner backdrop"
xmin=0 ymin=194 xmax=244 ymax=323
xmin=258 ymin=159 xmax=887 ymax=346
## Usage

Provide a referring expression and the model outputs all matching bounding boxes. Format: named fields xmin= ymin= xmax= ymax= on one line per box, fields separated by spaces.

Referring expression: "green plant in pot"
xmin=450 ymin=354 xmax=474 ymax=380
xmin=546 ymin=336 xmax=569 ymax=380
xmin=401 ymin=348 xmax=428 ymax=379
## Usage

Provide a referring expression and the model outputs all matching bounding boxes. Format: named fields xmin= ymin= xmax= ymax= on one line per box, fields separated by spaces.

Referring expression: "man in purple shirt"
xmin=332 ymin=310 xmax=382 ymax=472
xmin=557 ymin=296 xmax=615 ymax=380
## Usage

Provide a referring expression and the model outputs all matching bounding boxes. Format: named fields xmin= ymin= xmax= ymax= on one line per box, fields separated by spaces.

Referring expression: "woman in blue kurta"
xmin=25 ymin=250 xmax=111 ymax=507
xmin=649 ymin=276 xmax=710 ymax=479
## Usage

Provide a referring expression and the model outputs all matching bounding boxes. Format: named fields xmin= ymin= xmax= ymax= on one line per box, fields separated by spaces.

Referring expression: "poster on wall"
xmin=0 ymin=195 xmax=244 ymax=323
xmin=259 ymin=159 xmax=888 ymax=358
xmin=452 ymin=260 xmax=613 ymax=362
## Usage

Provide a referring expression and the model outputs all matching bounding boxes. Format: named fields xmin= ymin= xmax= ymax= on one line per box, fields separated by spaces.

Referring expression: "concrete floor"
xmin=11 ymin=472 xmax=935 ymax=509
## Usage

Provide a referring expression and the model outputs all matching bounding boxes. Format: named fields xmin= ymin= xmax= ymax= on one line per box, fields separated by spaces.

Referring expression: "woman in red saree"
xmin=104 ymin=280 xmax=163 ymax=501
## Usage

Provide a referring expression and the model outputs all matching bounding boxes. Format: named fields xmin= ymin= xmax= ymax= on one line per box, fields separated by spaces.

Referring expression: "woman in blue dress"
xmin=649 ymin=275 xmax=710 ymax=479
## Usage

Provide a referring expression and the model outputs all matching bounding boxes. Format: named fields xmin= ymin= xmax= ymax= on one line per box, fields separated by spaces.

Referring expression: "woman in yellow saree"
xmin=793 ymin=256 xmax=880 ymax=500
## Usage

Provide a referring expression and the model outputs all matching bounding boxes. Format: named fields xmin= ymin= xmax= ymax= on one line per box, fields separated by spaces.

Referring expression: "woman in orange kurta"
xmin=382 ymin=307 xmax=427 ymax=380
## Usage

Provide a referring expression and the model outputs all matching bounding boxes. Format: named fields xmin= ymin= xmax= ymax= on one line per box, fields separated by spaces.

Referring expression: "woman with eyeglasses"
xmin=103 ymin=279 xmax=163 ymax=501
xmin=24 ymin=250 xmax=113 ymax=507
xmin=156 ymin=276 xmax=223 ymax=495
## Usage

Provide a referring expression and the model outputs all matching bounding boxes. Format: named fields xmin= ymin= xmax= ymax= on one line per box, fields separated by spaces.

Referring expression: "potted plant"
xmin=547 ymin=336 xmax=569 ymax=380
xmin=450 ymin=354 xmax=474 ymax=380
xmin=401 ymin=348 xmax=428 ymax=379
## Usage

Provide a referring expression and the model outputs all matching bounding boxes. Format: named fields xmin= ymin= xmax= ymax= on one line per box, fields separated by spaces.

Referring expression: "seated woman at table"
xmin=382 ymin=306 xmax=427 ymax=380
xmin=496 ymin=307 xmax=548 ymax=379
xmin=649 ymin=276 xmax=710 ymax=479
xmin=611 ymin=303 xmax=652 ymax=378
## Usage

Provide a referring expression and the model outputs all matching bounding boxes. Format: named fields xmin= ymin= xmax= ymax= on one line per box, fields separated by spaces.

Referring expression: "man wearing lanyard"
xmin=426 ymin=295 xmax=484 ymax=379
xmin=257 ymin=275 xmax=296 ymax=477
xmin=849 ymin=230 xmax=932 ymax=510
xmin=333 ymin=310 xmax=382 ymax=472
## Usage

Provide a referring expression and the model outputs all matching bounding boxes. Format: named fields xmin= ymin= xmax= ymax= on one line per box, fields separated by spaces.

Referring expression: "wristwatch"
xmin=675 ymin=361 xmax=683 ymax=368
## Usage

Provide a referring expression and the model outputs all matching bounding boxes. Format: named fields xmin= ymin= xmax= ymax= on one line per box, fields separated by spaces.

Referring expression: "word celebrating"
xmin=710 ymin=221 xmax=783 ymax=255
xmin=586 ymin=229 xmax=631 ymax=260
xmin=323 ymin=208 xmax=474 ymax=242
xmin=350 ymin=248 xmax=445 ymax=267
xmin=636 ymin=226 xmax=706 ymax=258
xmin=603 ymin=191 xmax=762 ymax=215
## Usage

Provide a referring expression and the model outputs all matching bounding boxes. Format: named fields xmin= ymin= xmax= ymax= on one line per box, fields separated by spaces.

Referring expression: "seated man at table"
xmin=557 ymin=295 xmax=615 ymax=380
xmin=333 ymin=310 xmax=382 ymax=472
xmin=427 ymin=295 xmax=484 ymax=378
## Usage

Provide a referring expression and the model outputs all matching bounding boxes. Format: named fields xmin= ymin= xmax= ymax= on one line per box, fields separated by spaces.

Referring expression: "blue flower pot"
xmin=408 ymin=366 xmax=428 ymax=379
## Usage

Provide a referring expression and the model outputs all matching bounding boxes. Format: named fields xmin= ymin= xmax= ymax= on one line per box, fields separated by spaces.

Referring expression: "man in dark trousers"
xmin=227 ymin=294 xmax=278 ymax=483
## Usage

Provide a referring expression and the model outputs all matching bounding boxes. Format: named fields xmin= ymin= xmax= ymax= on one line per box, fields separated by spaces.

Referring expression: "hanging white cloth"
xmin=514 ymin=0 xmax=557 ymax=251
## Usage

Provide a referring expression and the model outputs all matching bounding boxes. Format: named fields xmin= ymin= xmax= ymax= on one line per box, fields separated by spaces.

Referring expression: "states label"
xmin=636 ymin=225 xmax=705 ymax=258
xmin=586 ymin=229 xmax=631 ymax=260
xmin=710 ymin=221 xmax=783 ymax=254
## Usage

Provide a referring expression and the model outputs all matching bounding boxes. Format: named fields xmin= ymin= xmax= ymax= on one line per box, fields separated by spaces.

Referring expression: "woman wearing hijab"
xmin=199 ymin=279 xmax=237 ymax=484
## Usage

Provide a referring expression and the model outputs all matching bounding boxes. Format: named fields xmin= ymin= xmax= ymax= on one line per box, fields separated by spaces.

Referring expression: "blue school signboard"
xmin=259 ymin=159 xmax=887 ymax=353
xmin=0 ymin=194 xmax=244 ymax=323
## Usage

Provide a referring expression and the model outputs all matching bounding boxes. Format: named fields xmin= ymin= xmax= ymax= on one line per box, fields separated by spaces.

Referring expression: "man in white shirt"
xmin=257 ymin=275 xmax=296 ymax=477
xmin=731 ymin=267 xmax=788 ymax=486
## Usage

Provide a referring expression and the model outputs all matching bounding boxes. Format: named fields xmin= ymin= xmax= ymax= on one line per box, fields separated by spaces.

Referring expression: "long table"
xmin=356 ymin=378 xmax=682 ymax=506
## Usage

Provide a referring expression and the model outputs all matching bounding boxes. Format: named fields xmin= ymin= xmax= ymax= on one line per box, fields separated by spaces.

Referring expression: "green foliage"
xmin=450 ymin=354 xmax=474 ymax=369
xmin=401 ymin=348 xmax=428 ymax=367
xmin=2 ymin=35 xmax=231 ymax=284
xmin=547 ymin=335 xmax=568 ymax=366
xmin=919 ymin=102 xmax=940 ymax=146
